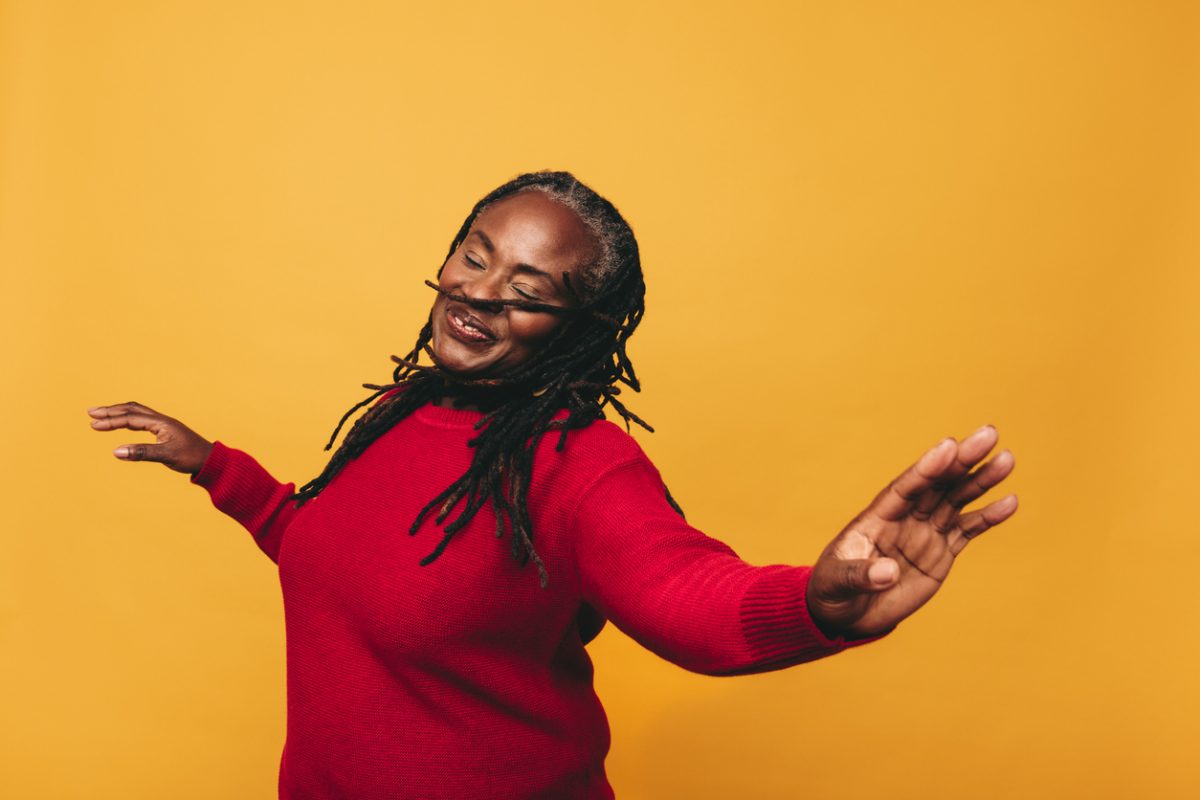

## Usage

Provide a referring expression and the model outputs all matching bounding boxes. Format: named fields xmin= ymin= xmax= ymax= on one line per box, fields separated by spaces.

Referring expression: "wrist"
xmin=188 ymin=441 xmax=216 ymax=478
xmin=805 ymin=589 xmax=847 ymax=641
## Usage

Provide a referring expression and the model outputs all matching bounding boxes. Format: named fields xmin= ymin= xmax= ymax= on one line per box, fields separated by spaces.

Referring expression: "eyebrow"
xmin=468 ymin=230 xmax=555 ymax=283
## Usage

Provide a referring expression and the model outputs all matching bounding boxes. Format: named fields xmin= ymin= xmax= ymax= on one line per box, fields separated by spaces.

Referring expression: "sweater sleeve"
xmin=189 ymin=440 xmax=301 ymax=564
xmin=570 ymin=455 xmax=887 ymax=676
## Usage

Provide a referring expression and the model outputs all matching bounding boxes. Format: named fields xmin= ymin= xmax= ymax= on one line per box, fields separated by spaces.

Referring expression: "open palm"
xmin=807 ymin=425 xmax=1018 ymax=639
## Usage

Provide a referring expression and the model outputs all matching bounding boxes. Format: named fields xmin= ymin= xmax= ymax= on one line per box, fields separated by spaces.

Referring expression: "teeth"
xmin=452 ymin=310 xmax=489 ymax=338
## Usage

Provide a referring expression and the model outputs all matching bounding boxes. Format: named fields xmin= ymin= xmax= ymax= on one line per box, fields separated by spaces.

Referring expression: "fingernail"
xmin=869 ymin=560 xmax=898 ymax=585
xmin=114 ymin=446 xmax=129 ymax=458
xmin=87 ymin=407 xmax=100 ymax=414
xmin=973 ymin=424 xmax=995 ymax=437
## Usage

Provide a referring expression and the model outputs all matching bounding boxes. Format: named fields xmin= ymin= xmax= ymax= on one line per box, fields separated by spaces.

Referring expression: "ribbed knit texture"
xmin=191 ymin=398 xmax=884 ymax=799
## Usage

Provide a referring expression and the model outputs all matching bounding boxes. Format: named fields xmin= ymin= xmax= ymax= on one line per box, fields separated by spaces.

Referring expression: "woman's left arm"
xmin=570 ymin=425 xmax=1017 ymax=676
xmin=570 ymin=456 xmax=866 ymax=677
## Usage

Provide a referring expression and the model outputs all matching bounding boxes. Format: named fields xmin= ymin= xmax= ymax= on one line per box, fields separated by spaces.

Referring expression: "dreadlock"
xmin=287 ymin=170 xmax=685 ymax=589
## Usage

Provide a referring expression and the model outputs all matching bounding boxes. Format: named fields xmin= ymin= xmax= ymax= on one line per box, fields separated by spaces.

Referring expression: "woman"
xmin=87 ymin=170 xmax=1018 ymax=799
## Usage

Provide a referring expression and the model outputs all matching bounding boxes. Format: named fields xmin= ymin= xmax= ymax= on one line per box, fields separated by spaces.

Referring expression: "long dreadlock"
xmin=288 ymin=170 xmax=684 ymax=589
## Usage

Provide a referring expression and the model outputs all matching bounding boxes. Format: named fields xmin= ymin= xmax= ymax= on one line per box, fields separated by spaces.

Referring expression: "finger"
xmin=910 ymin=484 xmax=946 ymax=521
xmin=912 ymin=425 xmax=999 ymax=520
xmin=90 ymin=412 xmax=167 ymax=434
xmin=930 ymin=449 xmax=1015 ymax=533
xmin=870 ymin=438 xmax=958 ymax=522
xmin=824 ymin=557 xmax=901 ymax=599
xmin=87 ymin=401 xmax=161 ymax=418
xmin=942 ymin=449 xmax=1016 ymax=510
xmin=113 ymin=442 xmax=171 ymax=463
xmin=949 ymin=494 xmax=1019 ymax=553
xmin=956 ymin=424 xmax=1000 ymax=468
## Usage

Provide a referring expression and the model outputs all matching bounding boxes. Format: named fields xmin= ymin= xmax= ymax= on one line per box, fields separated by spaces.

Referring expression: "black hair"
xmin=288 ymin=170 xmax=683 ymax=588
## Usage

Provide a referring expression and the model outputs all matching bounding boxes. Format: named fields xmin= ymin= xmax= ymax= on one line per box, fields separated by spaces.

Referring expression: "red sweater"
xmin=191 ymin=396 xmax=878 ymax=799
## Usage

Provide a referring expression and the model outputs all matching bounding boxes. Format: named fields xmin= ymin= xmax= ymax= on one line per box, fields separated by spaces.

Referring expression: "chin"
xmin=430 ymin=331 xmax=494 ymax=377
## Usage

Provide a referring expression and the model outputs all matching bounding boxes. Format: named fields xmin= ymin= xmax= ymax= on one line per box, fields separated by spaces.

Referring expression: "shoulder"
xmin=546 ymin=413 xmax=652 ymax=468
xmin=529 ymin=412 xmax=661 ymax=496
xmin=375 ymin=385 xmax=407 ymax=404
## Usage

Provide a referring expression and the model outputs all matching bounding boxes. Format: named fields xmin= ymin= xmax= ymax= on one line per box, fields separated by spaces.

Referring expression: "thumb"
xmin=828 ymin=557 xmax=899 ymax=598
xmin=114 ymin=442 xmax=170 ymax=464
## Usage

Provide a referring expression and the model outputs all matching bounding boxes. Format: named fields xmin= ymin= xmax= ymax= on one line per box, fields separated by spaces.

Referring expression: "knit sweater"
xmin=190 ymin=394 xmax=881 ymax=799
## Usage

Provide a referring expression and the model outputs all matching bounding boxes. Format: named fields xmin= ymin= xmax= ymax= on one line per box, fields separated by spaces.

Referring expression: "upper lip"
xmin=447 ymin=303 xmax=497 ymax=340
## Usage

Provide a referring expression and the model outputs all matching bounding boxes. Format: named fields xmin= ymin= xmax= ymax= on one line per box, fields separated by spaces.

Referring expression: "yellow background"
xmin=3 ymin=1 xmax=1197 ymax=797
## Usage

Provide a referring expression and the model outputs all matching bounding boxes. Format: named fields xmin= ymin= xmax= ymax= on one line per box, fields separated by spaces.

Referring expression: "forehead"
xmin=470 ymin=191 xmax=596 ymax=268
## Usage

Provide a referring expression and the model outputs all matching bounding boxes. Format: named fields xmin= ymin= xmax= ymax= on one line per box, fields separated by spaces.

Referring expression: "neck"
xmin=430 ymin=379 xmax=540 ymax=414
xmin=430 ymin=394 xmax=483 ymax=412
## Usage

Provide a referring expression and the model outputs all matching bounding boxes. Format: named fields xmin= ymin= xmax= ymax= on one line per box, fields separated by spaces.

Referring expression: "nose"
xmin=457 ymin=270 xmax=505 ymax=314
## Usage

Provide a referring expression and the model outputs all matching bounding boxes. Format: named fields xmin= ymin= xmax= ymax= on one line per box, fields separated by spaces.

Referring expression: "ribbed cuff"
xmin=740 ymin=565 xmax=888 ymax=671
xmin=188 ymin=440 xmax=295 ymax=534
xmin=190 ymin=440 xmax=230 ymax=489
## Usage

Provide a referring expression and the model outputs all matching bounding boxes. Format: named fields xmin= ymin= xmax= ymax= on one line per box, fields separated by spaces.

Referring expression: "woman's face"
xmin=429 ymin=190 xmax=597 ymax=379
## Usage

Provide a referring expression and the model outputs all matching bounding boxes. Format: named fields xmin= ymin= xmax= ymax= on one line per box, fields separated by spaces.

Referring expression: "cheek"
xmin=507 ymin=313 xmax=563 ymax=350
xmin=436 ymin=267 xmax=457 ymax=293
xmin=437 ymin=255 xmax=467 ymax=286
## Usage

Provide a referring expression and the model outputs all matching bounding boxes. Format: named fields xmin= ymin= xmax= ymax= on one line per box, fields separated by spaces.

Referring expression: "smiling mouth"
xmin=446 ymin=305 xmax=497 ymax=343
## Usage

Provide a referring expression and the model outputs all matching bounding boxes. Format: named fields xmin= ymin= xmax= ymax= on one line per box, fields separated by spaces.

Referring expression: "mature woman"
xmin=88 ymin=170 xmax=1018 ymax=799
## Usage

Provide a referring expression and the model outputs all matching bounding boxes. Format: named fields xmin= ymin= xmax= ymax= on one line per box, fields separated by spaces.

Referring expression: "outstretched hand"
xmin=806 ymin=425 xmax=1017 ymax=640
xmin=87 ymin=401 xmax=214 ymax=475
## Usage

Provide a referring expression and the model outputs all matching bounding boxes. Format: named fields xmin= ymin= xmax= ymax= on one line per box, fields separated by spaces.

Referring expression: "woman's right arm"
xmin=187 ymin=440 xmax=299 ymax=563
xmin=88 ymin=401 xmax=299 ymax=563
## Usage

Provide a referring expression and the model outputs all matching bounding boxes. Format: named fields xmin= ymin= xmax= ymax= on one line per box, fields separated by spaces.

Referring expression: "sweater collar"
xmin=412 ymin=401 xmax=486 ymax=429
xmin=411 ymin=400 xmax=576 ymax=430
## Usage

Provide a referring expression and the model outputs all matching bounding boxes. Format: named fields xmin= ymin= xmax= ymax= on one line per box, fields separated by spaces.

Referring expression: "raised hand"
xmin=806 ymin=425 xmax=1017 ymax=639
xmin=87 ymin=401 xmax=214 ymax=475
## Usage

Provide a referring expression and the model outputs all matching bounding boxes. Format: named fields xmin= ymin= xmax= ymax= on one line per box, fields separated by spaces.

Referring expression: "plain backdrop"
xmin=2 ymin=1 xmax=1198 ymax=798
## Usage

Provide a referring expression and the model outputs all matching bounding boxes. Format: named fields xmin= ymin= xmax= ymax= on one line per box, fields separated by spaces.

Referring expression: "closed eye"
xmin=463 ymin=254 xmax=540 ymax=301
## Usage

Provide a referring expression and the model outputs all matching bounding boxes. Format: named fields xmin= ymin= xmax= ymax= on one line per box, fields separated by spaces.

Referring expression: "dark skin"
xmin=428 ymin=191 xmax=594 ymax=407
xmin=87 ymin=194 xmax=1017 ymax=640
xmin=805 ymin=427 xmax=1017 ymax=638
